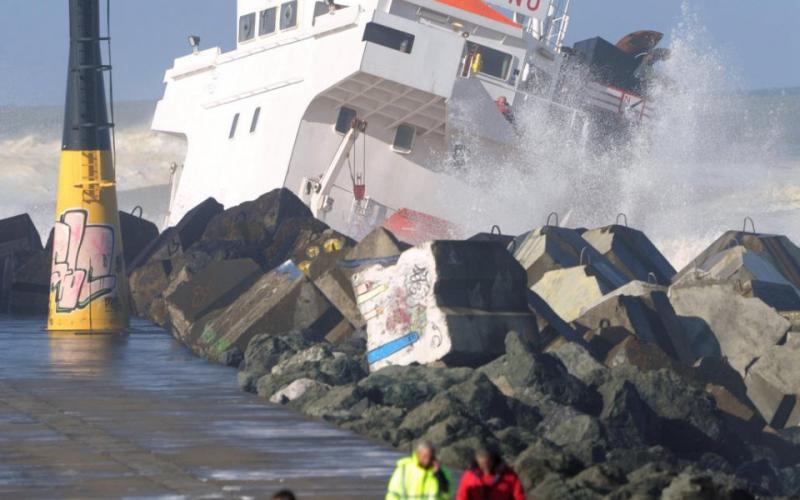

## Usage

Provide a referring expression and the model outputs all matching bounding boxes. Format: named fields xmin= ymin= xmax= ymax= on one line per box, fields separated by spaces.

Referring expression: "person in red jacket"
xmin=456 ymin=447 xmax=526 ymax=500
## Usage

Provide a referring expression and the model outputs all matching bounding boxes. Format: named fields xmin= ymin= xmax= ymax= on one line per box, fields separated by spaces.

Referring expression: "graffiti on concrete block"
xmin=50 ymin=209 xmax=117 ymax=313
xmin=353 ymin=247 xmax=446 ymax=369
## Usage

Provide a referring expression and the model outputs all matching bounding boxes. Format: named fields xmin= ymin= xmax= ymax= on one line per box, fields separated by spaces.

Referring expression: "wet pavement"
xmin=0 ymin=316 xmax=400 ymax=499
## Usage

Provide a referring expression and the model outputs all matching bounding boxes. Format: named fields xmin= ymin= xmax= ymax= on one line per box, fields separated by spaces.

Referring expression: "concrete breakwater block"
xmin=575 ymin=281 xmax=693 ymax=364
xmin=512 ymin=225 xmax=627 ymax=289
xmin=531 ymin=266 xmax=617 ymax=323
xmin=0 ymin=214 xmax=45 ymax=313
xmin=581 ymin=224 xmax=676 ymax=286
xmin=198 ymin=261 xmax=342 ymax=362
xmin=352 ymin=241 xmax=536 ymax=371
xmin=745 ymin=344 xmax=800 ymax=429
xmin=669 ymin=283 xmax=790 ymax=377
xmin=674 ymin=231 xmax=800 ymax=311
xmin=314 ymin=227 xmax=406 ymax=332
xmin=128 ymin=197 xmax=223 ymax=272
xmin=118 ymin=211 xmax=159 ymax=270
xmin=165 ymin=258 xmax=262 ymax=343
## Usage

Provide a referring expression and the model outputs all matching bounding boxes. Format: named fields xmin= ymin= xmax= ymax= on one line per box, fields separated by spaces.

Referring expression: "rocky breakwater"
xmin=104 ymin=190 xmax=800 ymax=497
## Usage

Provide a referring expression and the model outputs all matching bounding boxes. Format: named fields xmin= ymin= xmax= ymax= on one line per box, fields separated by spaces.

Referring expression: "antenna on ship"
xmin=47 ymin=0 xmax=129 ymax=334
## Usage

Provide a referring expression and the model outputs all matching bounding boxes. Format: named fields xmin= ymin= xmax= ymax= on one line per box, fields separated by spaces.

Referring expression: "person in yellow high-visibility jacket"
xmin=386 ymin=441 xmax=454 ymax=500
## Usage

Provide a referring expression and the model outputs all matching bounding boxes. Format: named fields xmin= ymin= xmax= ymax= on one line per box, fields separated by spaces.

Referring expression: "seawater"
xmin=0 ymin=317 xmax=399 ymax=498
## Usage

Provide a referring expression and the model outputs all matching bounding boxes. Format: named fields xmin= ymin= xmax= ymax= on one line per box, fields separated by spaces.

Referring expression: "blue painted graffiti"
xmin=366 ymin=331 xmax=421 ymax=364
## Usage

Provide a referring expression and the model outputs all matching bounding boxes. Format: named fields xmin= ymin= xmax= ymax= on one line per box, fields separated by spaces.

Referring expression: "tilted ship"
xmin=153 ymin=0 xmax=665 ymax=241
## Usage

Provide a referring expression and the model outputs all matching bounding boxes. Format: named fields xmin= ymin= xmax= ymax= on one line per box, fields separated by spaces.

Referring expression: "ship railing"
xmin=536 ymin=0 xmax=571 ymax=52
xmin=470 ymin=72 xmax=590 ymax=143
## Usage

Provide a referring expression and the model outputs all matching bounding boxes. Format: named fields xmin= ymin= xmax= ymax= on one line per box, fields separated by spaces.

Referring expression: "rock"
xmin=539 ymin=406 xmax=607 ymax=463
xmin=513 ymin=439 xmax=584 ymax=491
xmin=669 ymin=283 xmax=790 ymax=376
xmin=548 ymin=342 xmax=609 ymax=387
xmin=129 ymin=197 xmax=222 ymax=272
xmin=512 ymin=225 xmax=627 ymax=289
xmin=661 ymin=469 xmax=755 ymax=500
xmin=582 ymin=326 xmax=633 ymax=361
xmin=479 ymin=333 xmax=600 ymax=413
xmin=358 ymin=364 xmax=473 ymax=410
xmin=531 ymin=266 xmax=620 ymax=322
xmin=693 ymin=357 xmax=763 ymax=425
xmin=269 ymin=378 xmax=331 ymax=404
xmin=447 ymin=372 xmax=516 ymax=425
xmin=118 ymin=211 xmax=159 ymax=269
xmin=613 ymin=366 xmax=750 ymax=463
xmin=567 ymin=463 xmax=627 ymax=496
xmin=128 ymin=259 xmax=171 ymax=323
xmin=599 ymin=378 xmax=662 ymax=449
xmin=745 ymin=344 xmax=800 ymax=429
xmin=242 ymin=331 xmax=316 ymax=378
xmin=198 ymin=261 xmax=342 ymax=362
xmin=201 ymin=188 xmax=312 ymax=247
xmin=353 ymin=241 xmax=537 ymax=370
xmin=582 ymin=224 xmax=676 ymax=286
xmin=164 ymin=258 xmax=262 ymax=342
xmin=605 ymin=336 xmax=692 ymax=379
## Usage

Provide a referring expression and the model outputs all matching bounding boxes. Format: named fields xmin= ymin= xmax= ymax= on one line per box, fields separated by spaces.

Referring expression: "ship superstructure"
xmin=153 ymin=0 xmax=662 ymax=239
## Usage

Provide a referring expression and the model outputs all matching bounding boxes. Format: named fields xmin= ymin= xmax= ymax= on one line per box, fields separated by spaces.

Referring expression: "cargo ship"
xmin=153 ymin=0 xmax=665 ymax=241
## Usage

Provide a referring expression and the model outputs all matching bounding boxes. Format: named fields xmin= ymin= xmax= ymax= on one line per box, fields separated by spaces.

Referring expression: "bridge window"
xmin=259 ymin=8 xmax=277 ymax=35
xmin=238 ymin=13 xmax=256 ymax=42
xmin=363 ymin=22 xmax=414 ymax=54
xmin=335 ymin=107 xmax=357 ymax=134
xmin=229 ymin=113 xmax=240 ymax=139
xmin=467 ymin=42 xmax=512 ymax=80
xmin=392 ymin=124 xmax=415 ymax=154
xmin=280 ymin=0 xmax=298 ymax=30
xmin=250 ymin=108 xmax=261 ymax=133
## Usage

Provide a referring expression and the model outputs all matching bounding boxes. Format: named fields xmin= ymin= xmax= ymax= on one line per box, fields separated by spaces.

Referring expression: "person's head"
xmin=474 ymin=446 xmax=502 ymax=474
xmin=272 ymin=490 xmax=297 ymax=500
xmin=414 ymin=440 xmax=437 ymax=469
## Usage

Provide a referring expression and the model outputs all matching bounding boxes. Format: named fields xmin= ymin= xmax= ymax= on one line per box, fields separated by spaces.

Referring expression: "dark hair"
xmin=473 ymin=446 xmax=503 ymax=472
xmin=272 ymin=490 xmax=297 ymax=500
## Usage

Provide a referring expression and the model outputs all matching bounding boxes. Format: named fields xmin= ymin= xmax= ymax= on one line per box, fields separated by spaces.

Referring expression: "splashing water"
xmin=443 ymin=4 xmax=800 ymax=269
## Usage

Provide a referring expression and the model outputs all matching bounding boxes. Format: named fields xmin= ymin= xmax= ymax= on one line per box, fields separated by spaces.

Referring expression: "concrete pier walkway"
xmin=0 ymin=317 xmax=399 ymax=499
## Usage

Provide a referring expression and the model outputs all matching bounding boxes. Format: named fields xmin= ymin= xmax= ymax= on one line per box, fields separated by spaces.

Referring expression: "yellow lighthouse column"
xmin=48 ymin=0 xmax=129 ymax=333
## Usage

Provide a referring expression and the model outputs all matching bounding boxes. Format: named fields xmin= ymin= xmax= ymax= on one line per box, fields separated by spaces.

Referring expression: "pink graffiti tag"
xmin=50 ymin=209 xmax=117 ymax=312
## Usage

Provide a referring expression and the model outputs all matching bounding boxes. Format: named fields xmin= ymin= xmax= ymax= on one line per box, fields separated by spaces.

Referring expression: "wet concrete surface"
xmin=0 ymin=316 xmax=400 ymax=499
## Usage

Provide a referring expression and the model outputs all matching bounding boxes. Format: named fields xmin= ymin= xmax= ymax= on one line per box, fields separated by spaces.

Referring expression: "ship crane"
xmin=303 ymin=118 xmax=368 ymax=219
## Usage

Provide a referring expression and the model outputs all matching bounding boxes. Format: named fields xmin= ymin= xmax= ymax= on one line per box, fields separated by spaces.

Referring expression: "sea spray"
xmin=438 ymin=3 xmax=799 ymax=269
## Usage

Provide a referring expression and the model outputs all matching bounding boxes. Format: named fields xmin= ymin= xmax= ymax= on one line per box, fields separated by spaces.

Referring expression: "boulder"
xmin=201 ymin=188 xmax=312 ymax=246
xmin=745 ymin=344 xmax=800 ymax=429
xmin=479 ymin=332 xmax=599 ymax=413
xmin=353 ymin=241 xmax=537 ymax=370
xmin=582 ymin=224 xmax=676 ymax=286
xmin=198 ymin=260 xmax=342 ymax=362
xmin=512 ymin=225 xmax=627 ymax=288
xmin=548 ymin=342 xmax=609 ymax=388
xmin=118 ymin=211 xmax=159 ymax=269
xmin=128 ymin=197 xmax=222 ymax=272
xmin=128 ymin=259 xmax=171 ymax=323
xmin=269 ymin=378 xmax=331 ymax=404
xmin=357 ymin=364 xmax=473 ymax=409
xmin=669 ymin=283 xmax=790 ymax=376
xmin=164 ymin=258 xmax=262 ymax=343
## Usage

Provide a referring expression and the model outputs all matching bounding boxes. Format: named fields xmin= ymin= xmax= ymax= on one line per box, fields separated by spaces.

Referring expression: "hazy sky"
xmin=0 ymin=1 xmax=798 ymax=106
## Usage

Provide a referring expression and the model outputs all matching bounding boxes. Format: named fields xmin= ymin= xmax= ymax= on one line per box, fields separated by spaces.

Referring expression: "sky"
xmin=0 ymin=1 xmax=798 ymax=106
